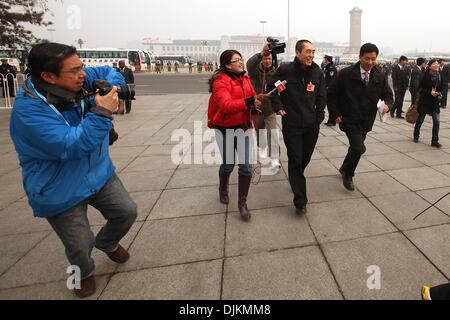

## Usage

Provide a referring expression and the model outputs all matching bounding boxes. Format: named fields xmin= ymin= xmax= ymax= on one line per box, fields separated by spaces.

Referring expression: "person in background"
xmin=413 ymin=59 xmax=444 ymax=148
xmin=208 ymin=49 xmax=268 ymax=221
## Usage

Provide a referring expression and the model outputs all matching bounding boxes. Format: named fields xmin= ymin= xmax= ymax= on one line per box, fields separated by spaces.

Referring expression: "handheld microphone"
xmin=268 ymin=80 xmax=287 ymax=95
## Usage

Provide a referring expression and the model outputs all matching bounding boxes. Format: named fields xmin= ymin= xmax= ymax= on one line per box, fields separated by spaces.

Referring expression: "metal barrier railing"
xmin=1 ymin=73 xmax=28 ymax=109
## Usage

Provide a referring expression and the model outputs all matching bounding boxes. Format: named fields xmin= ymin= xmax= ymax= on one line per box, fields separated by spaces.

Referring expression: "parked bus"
xmin=156 ymin=55 xmax=194 ymax=67
xmin=77 ymin=48 xmax=148 ymax=72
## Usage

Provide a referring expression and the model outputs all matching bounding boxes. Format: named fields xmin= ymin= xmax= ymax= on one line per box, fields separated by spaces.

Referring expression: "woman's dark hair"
xmin=428 ymin=58 xmax=439 ymax=67
xmin=208 ymin=50 xmax=242 ymax=92
xmin=28 ymin=42 xmax=78 ymax=79
xmin=359 ymin=43 xmax=379 ymax=57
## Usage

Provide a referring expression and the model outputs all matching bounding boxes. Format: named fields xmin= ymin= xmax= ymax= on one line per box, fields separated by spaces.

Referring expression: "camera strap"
xmin=30 ymin=81 xmax=85 ymax=127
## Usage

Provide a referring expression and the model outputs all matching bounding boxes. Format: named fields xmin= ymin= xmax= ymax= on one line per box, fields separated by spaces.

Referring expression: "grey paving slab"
xmin=0 ymin=231 xmax=49 ymax=276
xmin=222 ymin=247 xmax=343 ymax=300
xmin=322 ymin=233 xmax=447 ymax=300
xmin=118 ymin=170 xmax=173 ymax=192
xmin=385 ymin=141 xmax=433 ymax=153
xmin=365 ymin=153 xmax=424 ymax=171
xmin=405 ymin=150 xmax=450 ymax=166
xmin=0 ymin=275 xmax=110 ymax=300
xmin=0 ymin=171 xmax=26 ymax=211
xmin=150 ymin=186 xmax=226 ymax=219
xmin=386 ymin=167 xmax=450 ymax=191
xmin=101 ymin=261 xmax=222 ymax=300
xmin=316 ymin=136 xmax=345 ymax=147
xmin=304 ymin=159 xmax=340 ymax=178
xmin=0 ymin=201 xmax=51 ymax=236
xmin=306 ymin=176 xmax=364 ymax=203
xmin=109 ymin=146 xmax=147 ymax=159
xmin=316 ymin=145 xmax=349 ymax=159
xmin=363 ymin=143 xmax=398 ymax=156
xmin=369 ymin=132 xmax=410 ymax=143
xmin=354 ymin=171 xmax=410 ymax=197
xmin=118 ymin=215 xmax=224 ymax=272
xmin=122 ymin=155 xmax=179 ymax=173
xmin=369 ymin=192 xmax=450 ymax=231
xmin=228 ymin=180 xmax=293 ymax=212
xmin=405 ymin=225 xmax=450 ymax=278
xmin=141 ymin=144 xmax=189 ymax=157
xmin=417 ymin=187 xmax=450 ymax=216
xmin=0 ymin=223 xmax=143 ymax=289
xmin=307 ymin=198 xmax=396 ymax=243
xmin=225 ymin=207 xmax=316 ymax=257
xmin=328 ymin=157 xmax=381 ymax=174
xmin=431 ymin=164 xmax=450 ymax=177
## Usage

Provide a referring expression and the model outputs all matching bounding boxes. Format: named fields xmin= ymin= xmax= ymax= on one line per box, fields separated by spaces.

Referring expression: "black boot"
xmin=219 ymin=173 xmax=230 ymax=204
xmin=238 ymin=175 xmax=252 ymax=221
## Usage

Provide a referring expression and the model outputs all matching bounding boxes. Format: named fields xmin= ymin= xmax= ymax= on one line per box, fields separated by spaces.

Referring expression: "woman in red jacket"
xmin=208 ymin=50 xmax=267 ymax=221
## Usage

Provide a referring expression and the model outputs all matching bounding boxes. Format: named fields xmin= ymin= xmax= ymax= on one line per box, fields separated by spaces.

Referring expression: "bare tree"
xmin=0 ymin=0 xmax=54 ymax=49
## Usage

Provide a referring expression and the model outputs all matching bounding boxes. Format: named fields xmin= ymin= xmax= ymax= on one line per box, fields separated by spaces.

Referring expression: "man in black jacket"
xmin=327 ymin=43 xmax=393 ymax=191
xmin=322 ymin=54 xmax=338 ymax=126
xmin=268 ymin=40 xmax=326 ymax=215
xmin=247 ymin=44 xmax=280 ymax=169
xmin=439 ymin=59 xmax=449 ymax=108
xmin=410 ymin=57 xmax=426 ymax=105
xmin=391 ymin=56 xmax=410 ymax=118
xmin=117 ymin=60 xmax=135 ymax=114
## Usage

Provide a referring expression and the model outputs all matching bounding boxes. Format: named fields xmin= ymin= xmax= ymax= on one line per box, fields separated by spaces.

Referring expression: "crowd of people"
xmin=5 ymin=40 xmax=450 ymax=299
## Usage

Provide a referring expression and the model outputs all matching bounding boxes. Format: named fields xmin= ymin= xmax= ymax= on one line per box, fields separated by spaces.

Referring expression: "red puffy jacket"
xmin=208 ymin=72 xmax=256 ymax=128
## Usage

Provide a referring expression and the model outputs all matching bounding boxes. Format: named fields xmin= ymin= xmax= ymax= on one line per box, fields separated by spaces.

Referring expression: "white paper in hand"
xmin=377 ymin=100 xmax=387 ymax=123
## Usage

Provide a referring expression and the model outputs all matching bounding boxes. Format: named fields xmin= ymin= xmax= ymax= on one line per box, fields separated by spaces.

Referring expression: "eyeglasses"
xmin=230 ymin=59 xmax=244 ymax=64
xmin=61 ymin=65 xmax=85 ymax=75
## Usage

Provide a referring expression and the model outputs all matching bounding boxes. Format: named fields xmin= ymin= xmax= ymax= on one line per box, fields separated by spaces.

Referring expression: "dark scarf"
xmin=31 ymin=77 xmax=87 ymax=112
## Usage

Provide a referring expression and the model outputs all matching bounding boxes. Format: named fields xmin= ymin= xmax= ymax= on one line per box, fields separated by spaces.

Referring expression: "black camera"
xmin=267 ymin=37 xmax=286 ymax=55
xmin=92 ymin=80 xmax=136 ymax=101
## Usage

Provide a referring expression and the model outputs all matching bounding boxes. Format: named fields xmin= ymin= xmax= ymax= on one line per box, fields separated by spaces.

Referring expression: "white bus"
xmin=77 ymin=48 xmax=148 ymax=72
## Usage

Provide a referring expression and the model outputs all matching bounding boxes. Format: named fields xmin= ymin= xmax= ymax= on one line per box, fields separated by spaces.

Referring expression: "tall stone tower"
xmin=349 ymin=7 xmax=363 ymax=54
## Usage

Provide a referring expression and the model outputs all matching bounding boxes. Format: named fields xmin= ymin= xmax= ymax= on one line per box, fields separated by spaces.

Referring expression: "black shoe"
xmin=396 ymin=115 xmax=405 ymax=119
xmin=325 ymin=122 xmax=336 ymax=127
xmin=296 ymin=204 xmax=307 ymax=215
xmin=413 ymin=137 xmax=419 ymax=143
xmin=339 ymin=168 xmax=355 ymax=191
xmin=390 ymin=112 xmax=395 ymax=118
xmin=431 ymin=142 xmax=442 ymax=149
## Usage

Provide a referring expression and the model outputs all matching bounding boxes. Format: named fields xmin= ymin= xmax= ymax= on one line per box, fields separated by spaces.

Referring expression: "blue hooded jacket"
xmin=10 ymin=66 xmax=125 ymax=218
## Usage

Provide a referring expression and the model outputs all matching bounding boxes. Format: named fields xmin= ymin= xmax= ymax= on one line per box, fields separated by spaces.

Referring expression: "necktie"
xmin=364 ymin=72 xmax=370 ymax=86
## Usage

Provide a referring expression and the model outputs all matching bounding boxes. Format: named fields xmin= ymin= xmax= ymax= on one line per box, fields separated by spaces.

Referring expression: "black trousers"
xmin=392 ymin=88 xmax=407 ymax=116
xmin=442 ymin=84 xmax=448 ymax=107
xmin=282 ymin=124 xmax=319 ymax=209
xmin=410 ymin=89 xmax=418 ymax=106
xmin=341 ymin=131 xmax=367 ymax=178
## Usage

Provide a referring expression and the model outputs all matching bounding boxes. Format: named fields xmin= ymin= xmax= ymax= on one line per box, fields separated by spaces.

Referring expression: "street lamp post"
xmin=287 ymin=0 xmax=290 ymax=59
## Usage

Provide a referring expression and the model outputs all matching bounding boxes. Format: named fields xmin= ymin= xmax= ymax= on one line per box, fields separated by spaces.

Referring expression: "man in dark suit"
xmin=391 ymin=56 xmax=410 ymax=118
xmin=439 ymin=59 xmax=449 ymax=108
xmin=327 ymin=43 xmax=394 ymax=191
xmin=118 ymin=60 xmax=134 ymax=114
xmin=410 ymin=57 xmax=426 ymax=105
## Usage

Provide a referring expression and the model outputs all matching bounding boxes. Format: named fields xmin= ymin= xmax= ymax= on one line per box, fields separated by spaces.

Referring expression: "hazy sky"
xmin=29 ymin=0 xmax=450 ymax=54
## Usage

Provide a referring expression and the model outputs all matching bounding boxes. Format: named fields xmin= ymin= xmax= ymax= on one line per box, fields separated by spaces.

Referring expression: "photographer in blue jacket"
xmin=9 ymin=43 xmax=137 ymax=298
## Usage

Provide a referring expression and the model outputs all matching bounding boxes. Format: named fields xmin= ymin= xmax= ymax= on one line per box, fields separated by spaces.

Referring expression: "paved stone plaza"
xmin=1 ymin=93 xmax=450 ymax=300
